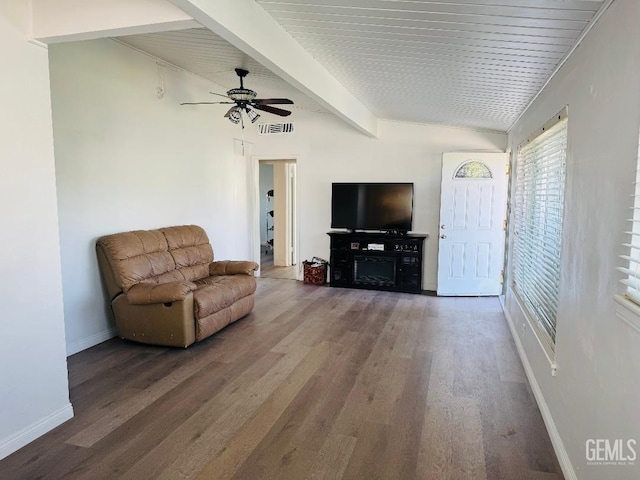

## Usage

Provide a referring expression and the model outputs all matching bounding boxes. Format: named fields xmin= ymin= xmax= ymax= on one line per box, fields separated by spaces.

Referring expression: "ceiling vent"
xmin=257 ymin=122 xmax=294 ymax=135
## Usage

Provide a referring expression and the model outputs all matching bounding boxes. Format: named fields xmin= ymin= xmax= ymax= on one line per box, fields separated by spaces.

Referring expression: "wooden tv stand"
xmin=327 ymin=231 xmax=427 ymax=294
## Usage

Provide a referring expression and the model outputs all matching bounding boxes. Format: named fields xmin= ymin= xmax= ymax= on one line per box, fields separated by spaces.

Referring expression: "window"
xmin=619 ymin=129 xmax=640 ymax=305
xmin=512 ymin=110 xmax=568 ymax=350
xmin=454 ymin=161 xmax=493 ymax=179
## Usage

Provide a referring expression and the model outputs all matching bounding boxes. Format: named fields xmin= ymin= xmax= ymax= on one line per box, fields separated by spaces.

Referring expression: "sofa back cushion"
xmin=160 ymin=225 xmax=213 ymax=283
xmin=97 ymin=225 xmax=214 ymax=294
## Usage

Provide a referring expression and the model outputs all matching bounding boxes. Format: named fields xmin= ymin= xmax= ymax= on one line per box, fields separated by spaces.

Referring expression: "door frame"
xmin=249 ymin=154 xmax=300 ymax=278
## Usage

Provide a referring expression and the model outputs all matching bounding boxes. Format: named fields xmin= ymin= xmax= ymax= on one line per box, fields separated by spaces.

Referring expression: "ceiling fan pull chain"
xmin=241 ymin=119 xmax=245 ymax=156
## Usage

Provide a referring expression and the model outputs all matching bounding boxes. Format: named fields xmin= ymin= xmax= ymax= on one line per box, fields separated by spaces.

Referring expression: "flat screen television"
xmin=331 ymin=182 xmax=414 ymax=232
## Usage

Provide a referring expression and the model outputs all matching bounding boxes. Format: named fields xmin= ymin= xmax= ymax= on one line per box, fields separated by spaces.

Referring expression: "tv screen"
xmin=331 ymin=183 xmax=414 ymax=232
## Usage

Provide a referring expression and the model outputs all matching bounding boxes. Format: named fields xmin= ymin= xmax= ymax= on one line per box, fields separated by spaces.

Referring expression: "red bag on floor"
xmin=303 ymin=257 xmax=328 ymax=285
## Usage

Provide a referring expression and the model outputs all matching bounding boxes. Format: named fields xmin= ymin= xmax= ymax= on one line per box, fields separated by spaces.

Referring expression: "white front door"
xmin=437 ymin=152 xmax=509 ymax=296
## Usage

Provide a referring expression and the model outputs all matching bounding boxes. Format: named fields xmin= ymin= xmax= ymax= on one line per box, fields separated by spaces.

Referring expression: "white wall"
xmin=504 ymin=1 xmax=640 ymax=479
xmin=49 ymin=39 xmax=252 ymax=355
xmin=0 ymin=1 xmax=72 ymax=460
xmin=249 ymin=112 xmax=506 ymax=289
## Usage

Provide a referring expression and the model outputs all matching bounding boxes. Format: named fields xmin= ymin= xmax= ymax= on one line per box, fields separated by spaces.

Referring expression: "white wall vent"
xmin=257 ymin=122 xmax=294 ymax=135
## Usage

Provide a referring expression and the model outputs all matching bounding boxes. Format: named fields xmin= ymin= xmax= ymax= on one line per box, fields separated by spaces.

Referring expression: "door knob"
xmin=440 ymin=234 xmax=447 ymax=239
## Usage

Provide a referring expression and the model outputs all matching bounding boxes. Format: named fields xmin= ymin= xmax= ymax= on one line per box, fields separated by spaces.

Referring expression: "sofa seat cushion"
xmin=192 ymin=275 xmax=257 ymax=319
xmin=127 ymin=280 xmax=197 ymax=305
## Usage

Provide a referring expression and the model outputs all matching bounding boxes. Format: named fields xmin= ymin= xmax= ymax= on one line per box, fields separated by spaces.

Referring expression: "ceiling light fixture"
xmin=228 ymin=108 xmax=242 ymax=124
xmin=246 ymin=107 xmax=261 ymax=124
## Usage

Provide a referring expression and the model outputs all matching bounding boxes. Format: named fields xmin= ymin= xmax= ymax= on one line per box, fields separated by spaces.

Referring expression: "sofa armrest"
xmin=126 ymin=281 xmax=197 ymax=305
xmin=209 ymin=260 xmax=259 ymax=276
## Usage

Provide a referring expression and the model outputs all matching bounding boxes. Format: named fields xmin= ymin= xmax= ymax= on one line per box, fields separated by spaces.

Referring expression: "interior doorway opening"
xmin=258 ymin=159 xmax=297 ymax=280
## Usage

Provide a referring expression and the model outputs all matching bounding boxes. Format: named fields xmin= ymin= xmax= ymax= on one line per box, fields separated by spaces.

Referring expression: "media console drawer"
xmin=327 ymin=231 xmax=427 ymax=294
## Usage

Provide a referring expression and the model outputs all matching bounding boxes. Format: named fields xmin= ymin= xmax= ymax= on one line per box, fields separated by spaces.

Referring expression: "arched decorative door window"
xmin=454 ymin=160 xmax=493 ymax=179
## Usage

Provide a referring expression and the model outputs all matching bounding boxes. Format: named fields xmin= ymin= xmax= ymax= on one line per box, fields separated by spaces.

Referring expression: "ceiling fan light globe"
xmin=246 ymin=108 xmax=260 ymax=123
xmin=228 ymin=108 xmax=242 ymax=124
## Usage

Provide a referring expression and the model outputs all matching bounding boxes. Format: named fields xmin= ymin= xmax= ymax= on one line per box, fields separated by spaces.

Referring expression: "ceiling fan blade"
xmin=209 ymin=92 xmax=233 ymax=100
xmin=253 ymin=104 xmax=292 ymax=117
xmin=180 ymin=101 xmax=235 ymax=105
xmin=253 ymin=98 xmax=294 ymax=105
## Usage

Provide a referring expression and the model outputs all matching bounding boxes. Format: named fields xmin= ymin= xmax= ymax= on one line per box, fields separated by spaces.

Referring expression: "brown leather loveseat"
xmin=96 ymin=225 xmax=258 ymax=347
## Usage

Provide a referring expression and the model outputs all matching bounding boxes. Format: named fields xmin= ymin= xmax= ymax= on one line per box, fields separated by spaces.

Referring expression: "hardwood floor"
xmin=261 ymin=251 xmax=298 ymax=280
xmin=0 ymin=279 xmax=563 ymax=480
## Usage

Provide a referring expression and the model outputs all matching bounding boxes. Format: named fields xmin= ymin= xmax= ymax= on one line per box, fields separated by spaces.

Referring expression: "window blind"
xmin=619 ymin=131 xmax=640 ymax=304
xmin=512 ymin=115 xmax=568 ymax=348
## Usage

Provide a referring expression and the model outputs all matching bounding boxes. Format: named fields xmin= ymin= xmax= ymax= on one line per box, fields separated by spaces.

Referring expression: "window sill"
xmin=614 ymin=294 xmax=640 ymax=334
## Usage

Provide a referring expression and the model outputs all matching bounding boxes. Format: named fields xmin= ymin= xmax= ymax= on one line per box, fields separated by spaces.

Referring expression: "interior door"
xmin=437 ymin=152 xmax=509 ymax=296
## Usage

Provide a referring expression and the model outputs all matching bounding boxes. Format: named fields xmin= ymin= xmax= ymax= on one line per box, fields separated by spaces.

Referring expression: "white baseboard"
xmin=0 ymin=403 xmax=73 ymax=461
xmin=502 ymin=306 xmax=577 ymax=480
xmin=66 ymin=327 xmax=117 ymax=356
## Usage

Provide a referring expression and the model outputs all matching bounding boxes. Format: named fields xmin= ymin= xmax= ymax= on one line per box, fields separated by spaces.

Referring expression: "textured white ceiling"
xmin=117 ymin=28 xmax=328 ymax=114
xmin=118 ymin=0 xmax=607 ymax=132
